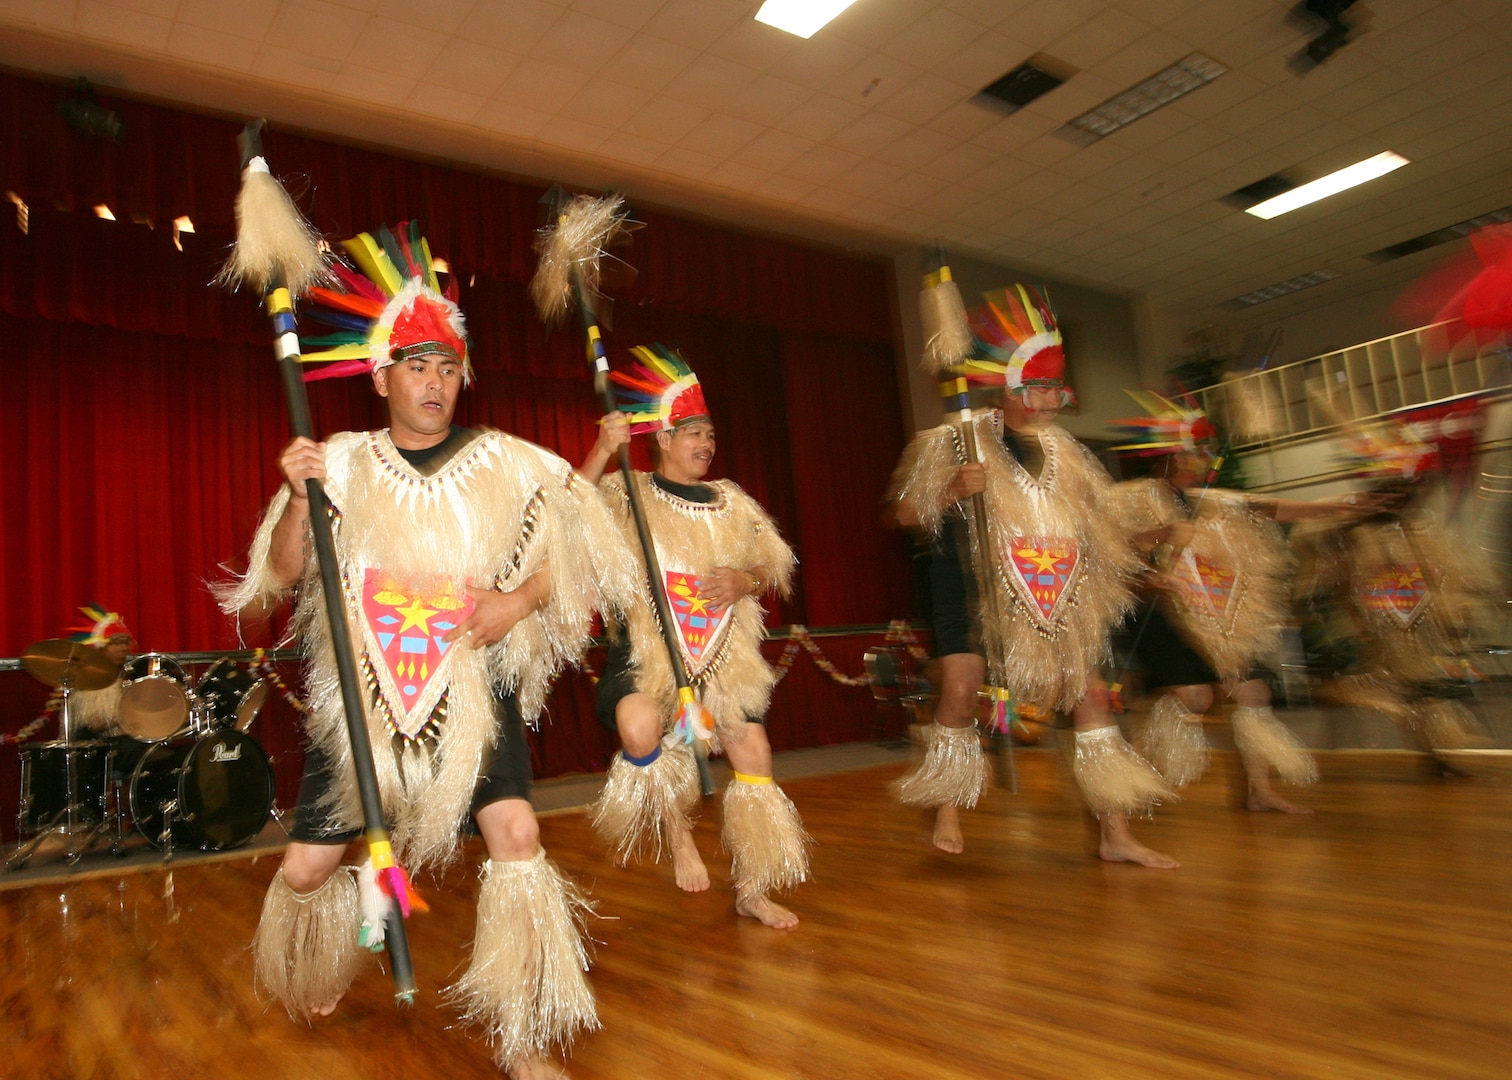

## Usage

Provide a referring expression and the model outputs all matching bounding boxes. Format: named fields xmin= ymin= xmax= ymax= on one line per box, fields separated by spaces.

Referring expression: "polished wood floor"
xmin=2 ymin=749 xmax=1509 ymax=1080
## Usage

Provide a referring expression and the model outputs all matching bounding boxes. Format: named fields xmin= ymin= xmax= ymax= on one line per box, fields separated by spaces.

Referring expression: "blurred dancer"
xmin=892 ymin=285 xmax=1177 ymax=868
xmin=1113 ymin=395 xmax=1355 ymax=812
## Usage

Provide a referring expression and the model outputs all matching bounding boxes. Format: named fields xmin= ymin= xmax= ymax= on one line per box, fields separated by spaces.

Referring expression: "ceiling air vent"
xmin=976 ymin=55 xmax=1072 ymax=113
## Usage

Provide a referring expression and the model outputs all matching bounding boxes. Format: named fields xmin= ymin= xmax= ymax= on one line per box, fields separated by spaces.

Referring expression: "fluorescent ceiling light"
xmin=755 ymin=0 xmax=861 ymax=39
xmin=1246 ymin=151 xmax=1409 ymax=219
xmin=1233 ymin=269 xmax=1338 ymax=306
xmin=1063 ymin=54 xmax=1226 ymax=141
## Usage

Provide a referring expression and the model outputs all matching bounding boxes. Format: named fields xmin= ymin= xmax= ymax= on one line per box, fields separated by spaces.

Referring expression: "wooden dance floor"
xmin=2 ymin=748 xmax=1509 ymax=1079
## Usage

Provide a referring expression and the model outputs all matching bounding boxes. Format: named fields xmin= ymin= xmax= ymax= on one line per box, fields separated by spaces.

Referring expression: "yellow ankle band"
xmin=732 ymin=771 xmax=773 ymax=785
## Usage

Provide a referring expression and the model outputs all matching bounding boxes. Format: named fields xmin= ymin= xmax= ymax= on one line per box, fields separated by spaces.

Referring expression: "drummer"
xmin=63 ymin=603 xmax=133 ymax=734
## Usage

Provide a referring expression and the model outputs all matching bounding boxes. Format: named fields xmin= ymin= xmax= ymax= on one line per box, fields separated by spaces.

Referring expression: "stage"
xmin=2 ymin=744 xmax=1508 ymax=1080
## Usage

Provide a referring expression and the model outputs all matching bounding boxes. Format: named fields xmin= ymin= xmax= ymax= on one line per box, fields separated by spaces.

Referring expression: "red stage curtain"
xmin=0 ymin=71 xmax=919 ymax=810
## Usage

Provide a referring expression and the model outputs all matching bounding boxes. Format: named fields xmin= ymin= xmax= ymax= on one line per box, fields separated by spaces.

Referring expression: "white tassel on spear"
xmin=214 ymin=121 xmax=329 ymax=296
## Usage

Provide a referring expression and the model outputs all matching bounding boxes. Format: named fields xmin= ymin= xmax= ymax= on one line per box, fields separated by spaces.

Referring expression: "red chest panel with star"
xmin=663 ymin=570 xmax=734 ymax=679
xmin=1001 ymin=537 xmax=1080 ymax=625
xmin=360 ymin=569 xmax=475 ymax=732
xmin=1175 ymin=551 xmax=1240 ymax=625
xmin=1362 ymin=563 xmax=1429 ymax=627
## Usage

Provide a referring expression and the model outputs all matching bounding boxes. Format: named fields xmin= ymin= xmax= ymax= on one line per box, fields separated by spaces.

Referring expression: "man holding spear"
xmin=219 ymin=217 xmax=636 ymax=1079
xmin=892 ymin=282 xmax=1177 ymax=868
xmin=577 ymin=348 xmax=806 ymax=929
xmin=532 ymin=194 xmax=807 ymax=929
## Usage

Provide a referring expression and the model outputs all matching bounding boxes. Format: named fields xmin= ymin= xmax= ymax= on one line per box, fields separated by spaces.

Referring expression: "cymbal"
xmin=21 ymin=639 xmax=122 ymax=691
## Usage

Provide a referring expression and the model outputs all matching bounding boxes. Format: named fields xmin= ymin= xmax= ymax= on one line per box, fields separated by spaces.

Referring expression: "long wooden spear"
xmin=217 ymin=120 xmax=417 ymax=1004
xmin=530 ymin=188 xmax=715 ymax=796
xmin=918 ymin=253 xmax=1019 ymax=786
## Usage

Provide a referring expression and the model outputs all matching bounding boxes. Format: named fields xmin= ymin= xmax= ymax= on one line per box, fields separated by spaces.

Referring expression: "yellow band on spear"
xmin=368 ymin=838 xmax=396 ymax=870
xmin=938 ymin=265 xmax=954 ymax=283
xmin=732 ymin=771 xmax=773 ymax=785
xmin=587 ymin=324 xmax=602 ymax=343
xmin=266 ymin=288 xmax=293 ymax=315
xmin=678 ymin=685 xmax=695 ymax=706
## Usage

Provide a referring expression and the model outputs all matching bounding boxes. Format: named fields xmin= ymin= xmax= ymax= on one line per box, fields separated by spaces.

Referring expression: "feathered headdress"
xmin=67 ymin=603 xmax=132 ymax=646
xmin=609 ymin=345 xmax=710 ymax=434
xmin=1111 ymin=390 xmax=1219 ymax=455
xmin=1341 ymin=419 xmax=1442 ymax=481
xmin=297 ymin=221 xmax=470 ymax=384
xmin=968 ymin=284 xmax=1068 ymax=393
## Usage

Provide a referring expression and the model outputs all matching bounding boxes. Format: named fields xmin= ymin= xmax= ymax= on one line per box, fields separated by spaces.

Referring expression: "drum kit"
xmin=7 ymin=641 xmax=276 ymax=870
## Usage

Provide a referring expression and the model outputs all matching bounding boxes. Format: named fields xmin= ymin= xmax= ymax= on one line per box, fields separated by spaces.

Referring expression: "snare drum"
xmin=16 ymin=741 xmax=110 ymax=836
xmin=129 ymin=730 xmax=274 ymax=851
xmin=196 ymin=658 xmax=268 ymax=732
xmin=118 ymin=653 xmax=191 ymax=741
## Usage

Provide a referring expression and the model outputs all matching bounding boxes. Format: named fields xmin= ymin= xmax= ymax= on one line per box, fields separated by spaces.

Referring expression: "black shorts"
xmin=1126 ymin=600 xmax=1219 ymax=689
xmin=929 ymin=516 xmax=981 ymax=659
xmin=594 ymin=628 xmax=765 ymax=731
xmin=289 ymin=690 xmax=533 ymax=845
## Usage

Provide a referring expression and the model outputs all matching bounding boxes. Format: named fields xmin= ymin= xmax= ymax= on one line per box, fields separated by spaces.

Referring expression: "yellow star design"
xmin=686 ymin=594 xmax=711 ymax=617
xmin=394 ymin=597 xmax=439 ymax=635
xmin=1020 ymin=549 xmax=1061 ymax=574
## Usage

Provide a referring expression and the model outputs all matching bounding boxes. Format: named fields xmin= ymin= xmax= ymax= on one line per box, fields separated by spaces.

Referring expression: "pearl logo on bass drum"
xmin=210 ymin=741 xmax=243 ymax=763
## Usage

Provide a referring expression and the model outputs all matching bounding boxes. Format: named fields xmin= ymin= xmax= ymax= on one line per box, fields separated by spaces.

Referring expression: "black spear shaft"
xmin=240 ymin=122 xmax=416 ymax=1003
xmin=545 ymin=198 xmax=715 ymax=795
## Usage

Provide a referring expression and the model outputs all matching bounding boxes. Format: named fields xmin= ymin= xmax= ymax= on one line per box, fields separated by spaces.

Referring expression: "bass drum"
xmin=196 ymin=657 xmax=268 ymax=732
xmin=118 ymin=653 xmax=191 ymax=741
xmin=129 ymin=731 xmax=274 ymax=851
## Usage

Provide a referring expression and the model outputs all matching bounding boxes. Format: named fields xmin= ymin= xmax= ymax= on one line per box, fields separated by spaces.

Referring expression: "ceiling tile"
xmin=495 ymin=58 xmax=592 ymax=113
xmin=721 ymin=75 xmax=814 ymax=127
xmin=566 ymin=0 xmax=669 ymax=33
xmin=405 ymin=83 xmax=487 ymax=125
xmin=777 ymin=144 xmax=867 ymax=187
xmin=175 ymin=0 xmax=278 ymax=39
xmin=348 ymin=17 xmax=449 ymax=75
xmin=76 ymin=0 xmax=172 ymax=52
xmin=0 ymin=0 xmax=79 ymax=33
xmin=606 ymin=33 xmax=700 ymax=94
xmin=652 ymin=143 xmax=723 ymax=181
xmin=250 ymin=48 xmax=341 ymax=91
xmin=267 ymin=0 xmax=369 ymax=63
xmin=642 ymin=0 xmax=747 ymax=52
xmin=471 ymin=97 xmax=552 ymax=140
xmin=373 ymin=0 xmax=474 ymax=34
xmin=425 ymin=40 xmax=518 ymax=98
xmin=828 ymin=112 xmax=915 ymax=157
xmin=456 ymin=0 xmax=561 ymax=55
xmin=877 ymin=7 xmax=990 ymax=72
xmin=726 ymin=127 xmax=817 ymax=172
xmin=770 ymin=92 xmax=867 ymax=142
xmin=167 ymin=22 xmax=259 ymax=73
xmin=557 ymin=79 xmax=655 ymax=131
xmin=620 ymin=95 xmax=709 ymax=143
xmin=674 ymin=112 xmax=764 ymax=159
xmin=531 ymin=10 xmax=638 ymax=71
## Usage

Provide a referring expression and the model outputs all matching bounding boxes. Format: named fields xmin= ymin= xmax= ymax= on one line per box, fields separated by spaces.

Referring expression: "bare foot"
xmin=309 ymin=995 xmax=343 ymax=1017
xmin=932 ymin=804 xmax=964 ymax=854
xmin=506 ymin=1056 xmax=569 ymax=1080
xmin=1247 ymin=789 xmax=1314 ymax=814
xmin=666 ymin=820 xmax=709 ymax=892
xmin=1098 ymin=816 xmax=1179 ymax=869
xmin=736 ymin=892 xmax=800 ymax=929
